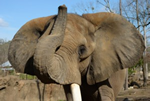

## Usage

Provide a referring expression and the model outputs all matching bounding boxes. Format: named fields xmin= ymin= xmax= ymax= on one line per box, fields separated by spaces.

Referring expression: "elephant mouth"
xmin=79 ymin=56 xmax=89 ymax=62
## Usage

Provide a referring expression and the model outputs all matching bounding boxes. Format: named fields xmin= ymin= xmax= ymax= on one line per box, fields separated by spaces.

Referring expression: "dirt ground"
xmin=0 ymin=75 xmax=150 ymax=101
xmin=0 ymin=75 xmax=67 ymax=101
xmin=116 ymin=81 xmax=150 ymax=101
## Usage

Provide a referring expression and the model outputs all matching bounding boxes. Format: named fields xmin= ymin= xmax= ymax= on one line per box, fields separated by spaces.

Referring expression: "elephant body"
xmin=81 ymin=69 xmax=126 ymax=101
xmin=8 ymin=5 xmax=144 ymax=101
xmin=48 ymin=69 xmax=127 ymax=101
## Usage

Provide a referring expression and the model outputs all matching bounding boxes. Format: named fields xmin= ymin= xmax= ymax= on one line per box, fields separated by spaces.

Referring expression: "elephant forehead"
xmin=66 ymin=14 xmax=95 ymax=35
xmin=63 ymin=31 xmax=87 ymax=48
xmin=64 ymin=15 xmax=88 ymax=42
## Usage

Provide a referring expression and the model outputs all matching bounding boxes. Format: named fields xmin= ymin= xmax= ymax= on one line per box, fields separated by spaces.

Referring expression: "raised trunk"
xmin=34 ymin=5 xmax=67 ymax=82
xmin=34 ymin=5 xmax=81 ymax=85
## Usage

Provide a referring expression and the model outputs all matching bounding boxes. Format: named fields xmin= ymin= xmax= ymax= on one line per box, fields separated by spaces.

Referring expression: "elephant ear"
xmin=82 ymin=12 xmax=145 ymax=85
xmin=8 ymin=15 xmax=55 ymax=75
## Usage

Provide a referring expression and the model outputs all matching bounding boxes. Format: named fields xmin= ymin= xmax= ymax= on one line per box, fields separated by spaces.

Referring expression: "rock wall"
xmin=0 ymin=76 xmax=67 ymax=101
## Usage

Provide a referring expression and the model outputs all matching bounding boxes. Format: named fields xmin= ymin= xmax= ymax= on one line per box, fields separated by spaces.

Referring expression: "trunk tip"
xmin=59 ymin=5 xmax=67 ymax=9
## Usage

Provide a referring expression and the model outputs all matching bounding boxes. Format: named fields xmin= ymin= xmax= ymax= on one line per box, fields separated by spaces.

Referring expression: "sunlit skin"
xmin=8 ymin=6 xmax=144 ymax=101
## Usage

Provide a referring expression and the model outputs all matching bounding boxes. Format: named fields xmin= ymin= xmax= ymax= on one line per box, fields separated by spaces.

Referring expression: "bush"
xmin=128 ymin=59 xmax=143 ymax=76
xmin=19 ymin=74 xmax=36 ymax=80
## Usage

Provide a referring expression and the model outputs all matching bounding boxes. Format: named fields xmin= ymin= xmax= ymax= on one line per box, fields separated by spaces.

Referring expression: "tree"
xmin=0 ymin=39 xmax=10 ymax=66
xmin=96 ymin=0 xmax=114 ymax=12
xmin=119 ymin=0 xmax=122 ymax=15
xmin=72 ymin=1 xmax=100 ymax=14
xmin=118 ymin=0 xmax=150 ymax=86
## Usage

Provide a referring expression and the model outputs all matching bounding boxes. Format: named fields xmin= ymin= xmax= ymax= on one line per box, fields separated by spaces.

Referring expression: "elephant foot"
xmin=99 ymin=85 xmax=115 ymax=101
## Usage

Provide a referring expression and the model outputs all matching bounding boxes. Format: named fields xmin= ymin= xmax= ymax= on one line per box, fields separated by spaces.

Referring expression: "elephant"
xmin=8 ymin=5 xmax=145 ymax=101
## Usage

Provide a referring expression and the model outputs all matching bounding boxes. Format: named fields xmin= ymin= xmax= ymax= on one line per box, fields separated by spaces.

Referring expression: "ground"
xmin=0 ymin=75 xmax=67 ymax=101
xmin=116 ymin=80 xmax=150 ymax=101
xmin=0 ymin=75 xmax=150 ymax=101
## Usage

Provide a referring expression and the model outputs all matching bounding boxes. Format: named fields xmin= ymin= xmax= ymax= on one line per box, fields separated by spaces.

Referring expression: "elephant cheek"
xmin=79 ymin=56 xmax=91 ymax=76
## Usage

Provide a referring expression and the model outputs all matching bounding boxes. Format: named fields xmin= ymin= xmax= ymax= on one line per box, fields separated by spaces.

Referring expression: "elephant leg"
xmin=109 ymin=69 xmax=126 ymax=98
xmin=98 ymin=85 xmax=115 ymax=101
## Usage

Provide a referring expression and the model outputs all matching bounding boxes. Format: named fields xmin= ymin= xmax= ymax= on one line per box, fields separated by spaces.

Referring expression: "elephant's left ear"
xmin=82 ymin=12 xmax=145 ymax=85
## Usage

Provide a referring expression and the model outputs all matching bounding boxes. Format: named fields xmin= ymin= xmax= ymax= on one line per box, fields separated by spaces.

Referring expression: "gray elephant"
xmin=8 ymin=5 xmax=144 ymax=101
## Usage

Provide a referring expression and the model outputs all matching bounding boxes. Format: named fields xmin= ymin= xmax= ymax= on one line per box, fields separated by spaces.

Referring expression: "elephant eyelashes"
xmin=78 ymin=45 xmax=86 ymax=56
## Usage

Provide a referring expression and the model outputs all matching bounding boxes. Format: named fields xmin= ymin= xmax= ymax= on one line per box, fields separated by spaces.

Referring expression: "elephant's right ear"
xmin=8 ymin=16 xmax=55 ymax=75
xmin=83 ymin=12 xmax=145 ymax=85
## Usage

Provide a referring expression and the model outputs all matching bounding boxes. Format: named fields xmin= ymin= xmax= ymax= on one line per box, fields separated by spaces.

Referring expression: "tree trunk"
xmin=124 ymin=69 xmax=128 ymax=90
xmin=119 ymin=0 xmax=122 ymax=16
xmin=136 ymin=0 xmax=140 ymax=31
xmin=143 ymin=18 xmax=148 ymax=86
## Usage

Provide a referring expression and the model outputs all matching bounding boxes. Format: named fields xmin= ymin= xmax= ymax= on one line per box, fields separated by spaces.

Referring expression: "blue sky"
xmin=0 ymin=0 xmax=119 ymax=41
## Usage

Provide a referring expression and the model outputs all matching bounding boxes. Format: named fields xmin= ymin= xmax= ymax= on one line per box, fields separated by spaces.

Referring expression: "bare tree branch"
xmin=137 ymin=22 xmax=150 ymax=28
xmin=97 ymin=0 xmax=114 ymax=13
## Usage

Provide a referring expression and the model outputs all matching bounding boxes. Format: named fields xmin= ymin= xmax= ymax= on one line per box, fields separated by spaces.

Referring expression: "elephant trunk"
xmin=34 ymin=5 xmax=81 ymax=85
xmin=33 ymin=5 xmax=67 ymax=82
xmin=34 ymin=5 xmax=82 ymax=100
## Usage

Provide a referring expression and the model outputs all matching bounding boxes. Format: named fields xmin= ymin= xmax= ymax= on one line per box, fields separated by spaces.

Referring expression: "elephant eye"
xmin=78 ymin=45 xmax=86 ymax=56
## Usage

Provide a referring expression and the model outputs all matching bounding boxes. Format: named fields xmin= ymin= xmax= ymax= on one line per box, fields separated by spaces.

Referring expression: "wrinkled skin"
xmin=8 ymin=6 xmax=145 ymax=101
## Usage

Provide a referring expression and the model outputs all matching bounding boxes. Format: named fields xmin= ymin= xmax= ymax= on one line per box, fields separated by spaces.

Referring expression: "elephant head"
xmin=8 ymin=5 xmax=145 ymax=100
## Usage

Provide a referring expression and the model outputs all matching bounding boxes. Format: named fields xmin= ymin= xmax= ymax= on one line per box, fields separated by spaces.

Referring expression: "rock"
xmin=0 ymin=76 xmax=67 ymax=101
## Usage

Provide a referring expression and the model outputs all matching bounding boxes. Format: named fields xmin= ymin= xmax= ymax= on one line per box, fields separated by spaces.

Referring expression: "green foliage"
xmin=19 ymin=74 xmax=36 ymax=80
xmin=128 ymin=59 xmax=143 ymax=75
xmin=128 ymin=67 xmax=136 ymax=76
xmin=9 ymin=70 xmax=15 ymax=75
